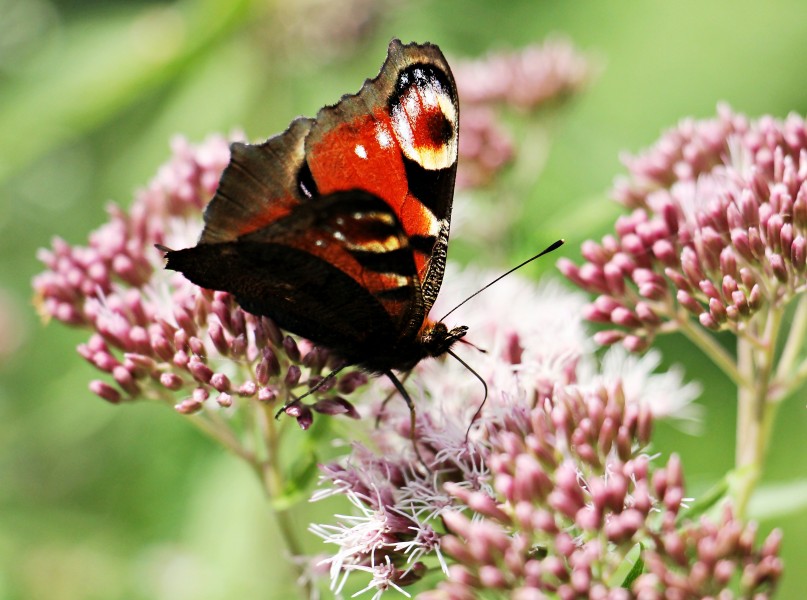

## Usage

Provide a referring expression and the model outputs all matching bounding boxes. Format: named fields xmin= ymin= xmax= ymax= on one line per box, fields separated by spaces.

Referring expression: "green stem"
xmin=677 ymin=316 xmax=747 ymax=388
xmin=189 ymin=413 xmax=256 ymax=463
xmin=150 ymin=377 xmax=310 ymax=591
xmin=170 ymin=387 xmax=309 ymax=592
xmin=734 ymin=336 xmax=760 ymax=517
xmin=774 ymin=295 xmax=807 ymax=384
xmin=254 ymin=403 xmax=311 ymax=596
xmin=733 ymin=307 xmax=782 ymax=517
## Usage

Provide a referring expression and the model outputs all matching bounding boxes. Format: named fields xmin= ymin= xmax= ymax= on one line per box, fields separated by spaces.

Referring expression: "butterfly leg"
xmin=274 ymin=364 xmax=347 ymax=419
xmin=374 ymin=370 xmax=412 ymax=427
xmin=384 ymin=370 xmax=430 ymax=472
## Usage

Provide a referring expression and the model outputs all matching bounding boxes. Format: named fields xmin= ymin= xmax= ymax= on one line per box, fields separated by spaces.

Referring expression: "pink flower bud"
xmin=698 ymin=312 xmax=720 ymax=330
xmin=769 ymin=253 xmax=788 ymax=282
xmin=593 ymin=330 xmax=624 ymax=346
xmin=188 ymin=359 xmax=213 ymax=383
xmin=312 ymin=397 xmax=360 ymax=419
xmin=210 ymin=372 xmax=230 ymax=392
xmin=89 ymin=379 xmax=122 ymax=403
xmin=284 ymin=365 xmax=301 ymax=387
xmin=282 ymin=335 xmax=301 ymax=362
xmin=623 ymin=334 xmax=648 ymax=352
xmin=113 ymin=365 xmax=139 ymax=394
xmin=160 ymin=372 xmax=183 ymax=390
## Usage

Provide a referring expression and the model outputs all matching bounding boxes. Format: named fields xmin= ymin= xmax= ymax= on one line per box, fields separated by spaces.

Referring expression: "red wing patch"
xmin=305 ymin=40 xmax=459 ymax=285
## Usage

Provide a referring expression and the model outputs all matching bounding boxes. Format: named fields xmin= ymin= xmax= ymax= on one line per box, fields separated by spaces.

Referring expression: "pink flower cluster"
xmin=453 ymin=38 xmax=592 ymax=189
xmin=453 ymin=37 xmax=592 ymax=111
xmin=309 ymin=270 xmax=777 ymax=598
xmin=560 ymin=105 xmax=807 ymax=350
xmin=33 ymin=135 xmax=366 ymax=421
xmin=423 ymin=387 xmax=781 ymax=598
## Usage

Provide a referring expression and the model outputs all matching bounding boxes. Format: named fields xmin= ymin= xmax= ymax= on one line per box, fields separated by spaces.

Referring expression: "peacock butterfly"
xmin=161 ymin=39 xmax=467 ymax=415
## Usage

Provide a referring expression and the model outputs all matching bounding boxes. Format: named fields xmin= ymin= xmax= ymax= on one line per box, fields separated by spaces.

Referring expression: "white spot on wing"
xmin=354 ymin=144 xmax=367 ymax=159
xmin=375 ymin=124 xmax=393 ymax=148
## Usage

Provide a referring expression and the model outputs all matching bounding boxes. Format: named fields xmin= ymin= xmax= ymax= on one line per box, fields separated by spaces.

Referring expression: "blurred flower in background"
xmin=449 ymin=37 xmax=595 ymax=249
xmin=454 ymin=37 xmax=592 ymax=190
xmin=454 ymin=37 xmax=592 ymax=112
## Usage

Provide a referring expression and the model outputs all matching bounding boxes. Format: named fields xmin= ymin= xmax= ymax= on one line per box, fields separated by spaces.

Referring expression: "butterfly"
xmin=161 ymin=39 xmax=468 ymax=418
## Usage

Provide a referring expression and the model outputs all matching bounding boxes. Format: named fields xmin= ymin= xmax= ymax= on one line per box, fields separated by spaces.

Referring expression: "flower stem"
xmin=191 ymin=412 xmax=256 ymax=463
xmin=676 ymin=316 xmax=747 ymax=388
xmin=734 ymin=337 xmax=761 ymax=517
xmin=175 ymin=398 xmax=310 ymax=591
xmin=254 ymin=403 xmax=312 ymax=596
xmin=774 ymin=294 xmax=807 ymax=388
xmin=733 ymin=306 xmax=782 ymax=517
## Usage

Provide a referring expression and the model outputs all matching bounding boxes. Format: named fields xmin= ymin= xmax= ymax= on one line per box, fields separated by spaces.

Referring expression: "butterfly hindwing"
xmin=166 ymin=191 xmax=425 ymax=368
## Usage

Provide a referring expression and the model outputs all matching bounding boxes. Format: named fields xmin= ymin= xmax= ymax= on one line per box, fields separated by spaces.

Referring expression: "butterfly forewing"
xmin=304 ymin=40 xmax=459 ymax=315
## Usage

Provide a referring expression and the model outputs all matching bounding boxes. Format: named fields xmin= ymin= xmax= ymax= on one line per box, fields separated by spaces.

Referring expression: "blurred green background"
xmin=2 ymin=0 xmax=807 ymax=598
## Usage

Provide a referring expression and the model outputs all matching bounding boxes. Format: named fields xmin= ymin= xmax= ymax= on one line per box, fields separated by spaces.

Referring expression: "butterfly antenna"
xmin=384 ymin=370 xmax=430 ymax=472
xmin=440 ymin=239 xmax=565 ymax=322
xmin=459 ymin=337 xmax=487 ymax=353
xmin=447 ymin=349 xmax=489 ymax=443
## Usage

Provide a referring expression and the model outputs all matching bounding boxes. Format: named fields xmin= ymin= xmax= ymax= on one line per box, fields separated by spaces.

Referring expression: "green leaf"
xmin=0 ymin=0 xmax=257 ymax=185
xmin=608 ymin=542 xmax=644 ymax=588
xmin=748 ymin=479 xmax=807 ymax=520
xmin=677 ymin=475 xmax=730 ymax=524
xmin=269 ymin=451 xmax=320 ymax=512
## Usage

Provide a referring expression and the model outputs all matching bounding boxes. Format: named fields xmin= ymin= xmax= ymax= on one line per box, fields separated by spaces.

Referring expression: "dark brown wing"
xmin=198 ymin=117 xmax=314 ymax=244
xmin=165 ymin=191 xmax=424 ymax=369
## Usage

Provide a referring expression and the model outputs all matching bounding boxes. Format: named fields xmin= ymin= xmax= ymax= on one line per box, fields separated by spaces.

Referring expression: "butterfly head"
xmin=420 ymin=320 xmax=468 ymax=359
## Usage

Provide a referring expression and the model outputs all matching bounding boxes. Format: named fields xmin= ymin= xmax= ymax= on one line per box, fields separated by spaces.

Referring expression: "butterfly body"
xmin=164 ymin=40 xmax=464 ymax=379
